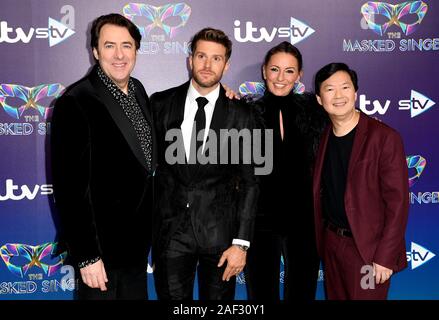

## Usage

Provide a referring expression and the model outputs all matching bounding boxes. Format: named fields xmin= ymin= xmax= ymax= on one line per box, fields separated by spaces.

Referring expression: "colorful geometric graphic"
xmin=361 ymin=1 xmax=428 ymax=36
xmin=123 ymin=3 xmax=191 ymax=39
xmin=239 ymin=81 xmax=266 ymax=100
xmin=0 ymin=84 xmax=65 ymax=120
xmin=0 ymin=243 xmax=67 ymax=278
xmin=406 ymin=155 xmax=426 ymax=188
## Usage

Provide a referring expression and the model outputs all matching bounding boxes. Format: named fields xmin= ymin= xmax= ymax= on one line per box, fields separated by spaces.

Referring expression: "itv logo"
xmin=0 ymin=5 xmax=75 ymax=47
xmin=234 ymin=17 xmax=315 ymax=45
xmin=0 ymin=179 xmax=53 ymax=201
xmin=359 ymin=90 xmax=436 ymax=117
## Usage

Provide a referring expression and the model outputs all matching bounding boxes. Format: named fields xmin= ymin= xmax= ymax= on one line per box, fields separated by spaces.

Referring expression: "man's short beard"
xmin=192 ymin=72 xmax=222 ymax=89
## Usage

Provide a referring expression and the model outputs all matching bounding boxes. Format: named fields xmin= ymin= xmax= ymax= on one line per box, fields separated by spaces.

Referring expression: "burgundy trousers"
xmin=322 ymin=227 xmax=390 ymax=300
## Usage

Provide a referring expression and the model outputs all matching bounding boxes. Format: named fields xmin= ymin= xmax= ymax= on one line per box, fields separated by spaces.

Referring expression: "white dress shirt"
xmin=181 ymin=81 xmax=219 ymax=159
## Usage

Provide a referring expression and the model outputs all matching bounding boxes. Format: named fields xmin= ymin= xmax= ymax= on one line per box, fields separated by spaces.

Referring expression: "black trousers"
xmin=77 ymin=265 xmax=147 ymax=300
xmin=154 ymin=224 xmax=235 ymax=300
xmin=245 ymin=230 xmax=319 ymax=301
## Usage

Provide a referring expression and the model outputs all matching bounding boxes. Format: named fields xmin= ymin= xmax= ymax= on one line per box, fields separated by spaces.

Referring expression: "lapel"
xmin=313 ymin=123 xmax=331 ymax=206
xmin=134 ymin=86 xmax=152 ymax=126
xmin=209 ymin=85 xmax=229 ymax=134
xmin=312 ymin=122 xmax=330 ymax=255
xmin=211 ymin=86 xmax=231 ymax=167
xmin=166 ymin=82 xmax=191 ymax=182
xmin=166 ymin=82 xmax=188 ymax=132
xmin=134 ymin=83 xmax=157 ymax=174
xmin=346 ymin=111 xmax=368 ymax=187
xmin=88 ymin=65 xmax=151 ymax=173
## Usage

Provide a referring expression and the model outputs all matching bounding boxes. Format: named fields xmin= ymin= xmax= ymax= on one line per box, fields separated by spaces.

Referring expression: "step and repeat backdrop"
xmin=0 ymin=0 xmax=438 ymax=300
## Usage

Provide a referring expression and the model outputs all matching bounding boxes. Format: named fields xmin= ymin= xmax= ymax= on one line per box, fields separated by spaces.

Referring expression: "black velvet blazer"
xmin=150 ymin=82 xmax=259 ymax=260
xmin=51 ymin=65 xmax=157 ymax=269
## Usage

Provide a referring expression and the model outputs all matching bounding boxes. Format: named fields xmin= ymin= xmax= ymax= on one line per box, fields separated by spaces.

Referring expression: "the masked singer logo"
xmin=123 ymin=3 xmax=191 ymax=39
xmin=0 ymin=243 xmax=67 ymax=278
xmin=122 ymin=3 xmax=191 ymax=54
xmin=361 ymin=1 xmax=428 ymax=36
xmin=0 ymin=83 xmax=64 ymax=120
xmin=239 ymin=82 xmax=266 ymax=101
xmin=406 ymin=155 xmax=426 ymax=188
xmin=406 ymin=155 xmax=438 ymax=204
xmin=344 ymin=1 xmax=436 ymax=52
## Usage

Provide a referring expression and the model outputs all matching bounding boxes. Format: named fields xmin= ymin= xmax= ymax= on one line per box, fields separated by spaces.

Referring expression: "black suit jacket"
xmin=51 ymin=65 xmax=156 ymax=269
xmin=150 ymin=81 xmax=259 ymax=260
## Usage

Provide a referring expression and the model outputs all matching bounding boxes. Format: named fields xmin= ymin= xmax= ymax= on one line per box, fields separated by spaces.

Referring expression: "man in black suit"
xmin=151 ymin=28 xmax=259 ymax=300
xmin=51 ymin=13 xmax=156 ymax=299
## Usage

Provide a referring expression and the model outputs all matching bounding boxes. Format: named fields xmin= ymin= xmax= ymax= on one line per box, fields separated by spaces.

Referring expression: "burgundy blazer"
xmin=313 ymin=111 xmax=409 ymax=272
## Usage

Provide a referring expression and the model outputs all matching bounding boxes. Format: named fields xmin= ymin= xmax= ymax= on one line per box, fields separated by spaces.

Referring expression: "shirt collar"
xmin=97 ymin=64 xmax=135 ymax=98
xmin=188 ymin=80 xmax=220 ymax=106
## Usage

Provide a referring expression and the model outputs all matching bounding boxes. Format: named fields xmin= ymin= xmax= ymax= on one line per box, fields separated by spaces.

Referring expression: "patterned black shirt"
xmin=97 ymin=66 xmax=152 ymax=171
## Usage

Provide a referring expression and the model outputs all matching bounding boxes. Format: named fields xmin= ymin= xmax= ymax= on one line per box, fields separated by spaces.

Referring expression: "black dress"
xmin=245 ymin=90 xmax=328 ymax=301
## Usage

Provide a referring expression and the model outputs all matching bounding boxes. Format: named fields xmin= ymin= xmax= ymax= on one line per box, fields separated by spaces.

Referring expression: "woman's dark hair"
xmin=90 ymin=13 xmax=141 ymax=52
xmin=263 ymin=41 xmax=303 ymax=71
xmin=314 ymin=62 xmax=358 ymax=96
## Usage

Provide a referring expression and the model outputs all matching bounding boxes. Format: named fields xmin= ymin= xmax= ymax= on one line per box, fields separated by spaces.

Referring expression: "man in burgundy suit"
xmin=312 ymin=62 xmax=409 ymax=299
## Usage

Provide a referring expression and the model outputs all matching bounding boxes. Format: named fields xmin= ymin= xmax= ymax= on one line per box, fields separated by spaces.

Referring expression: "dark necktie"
xmin=191 ymin=96 xmax=208 ymax=163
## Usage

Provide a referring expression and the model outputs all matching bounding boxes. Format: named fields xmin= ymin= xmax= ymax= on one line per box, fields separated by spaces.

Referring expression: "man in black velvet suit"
xmin=151 ymin=28 xmax=259 ymax=300
xmin=51 ymin=14 xmax=156 ymax=299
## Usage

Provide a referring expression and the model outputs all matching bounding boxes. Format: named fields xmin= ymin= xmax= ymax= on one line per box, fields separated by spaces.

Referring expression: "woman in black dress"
xmin=245 ymin=41 xmax=327 ymax=301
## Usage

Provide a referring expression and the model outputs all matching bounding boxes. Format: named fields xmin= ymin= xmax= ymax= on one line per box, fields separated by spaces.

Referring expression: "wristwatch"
xmin=234 ymin=244 xmax=249 ymax=251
